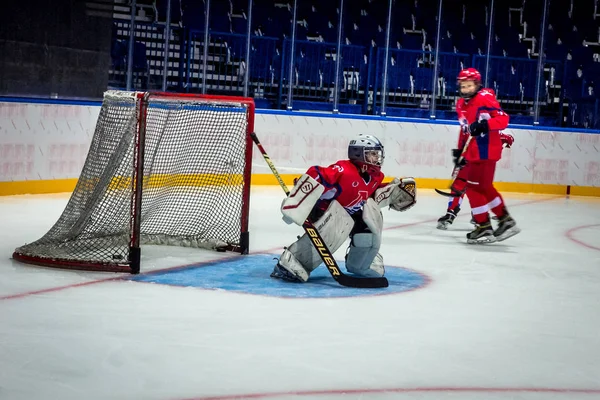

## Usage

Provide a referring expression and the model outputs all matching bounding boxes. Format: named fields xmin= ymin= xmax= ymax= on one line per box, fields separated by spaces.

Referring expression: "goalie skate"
xmin=271 ymin=263 xmax=302 ymax=282
xmin=271 ymin=248 xmax=310 ymax=283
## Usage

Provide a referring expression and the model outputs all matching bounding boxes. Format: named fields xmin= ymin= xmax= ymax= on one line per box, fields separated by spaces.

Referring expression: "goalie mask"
xmin=348 ymin=134 xmax=385 ymax=174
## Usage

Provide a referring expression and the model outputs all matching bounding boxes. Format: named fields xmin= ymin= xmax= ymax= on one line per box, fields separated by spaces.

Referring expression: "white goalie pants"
xmin=278 ymin=199 xmax=385 ymax=282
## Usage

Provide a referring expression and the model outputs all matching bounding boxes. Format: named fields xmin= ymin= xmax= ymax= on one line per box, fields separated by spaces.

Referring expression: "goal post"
xmin=13 ymin=91 xmax=255 ymax=274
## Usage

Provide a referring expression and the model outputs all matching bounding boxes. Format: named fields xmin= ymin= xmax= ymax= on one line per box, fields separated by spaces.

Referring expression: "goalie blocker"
xmin=273 ymin=134 xmax=417 ymax=283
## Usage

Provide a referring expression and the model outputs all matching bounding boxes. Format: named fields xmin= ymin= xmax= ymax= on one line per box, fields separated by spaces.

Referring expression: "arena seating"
xmin=108 ymin=0 xmax=600 ymax=128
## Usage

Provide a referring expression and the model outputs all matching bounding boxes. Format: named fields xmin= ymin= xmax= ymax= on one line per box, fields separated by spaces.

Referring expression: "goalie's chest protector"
xmin=319 ymin=160 xmax=384 ymax=214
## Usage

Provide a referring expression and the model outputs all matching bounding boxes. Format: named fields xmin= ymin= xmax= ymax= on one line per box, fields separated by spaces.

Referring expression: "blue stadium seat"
xmin=304 ymin=4 xmax=336 ymax=43
xmin=340 ymin=46 xmax=368 ymax=89
xmin=582 ymin=78 xmax=598 ymax=98
xmin=295 ymin=52 xmax=320 ymax=85
xmin=156 ymin=0 xmax=181 ymax=25
xmin=386 ymin=63 xmax=411 ymax=91
xmin=437 ymin=32 xmax=455 ymax=53
xmin=111 ymin=40 xmax=127 ymax=70
xmin=249 ymin=47 xmax=269 ymax=80
xmin=455 ymin=30 xmax=483 ymax=55
xmin=231 ymin=14 xmax=247 ymax=35
xmin=438 ymin=53 xmax=470 ymax=90
xmin=271 ymin=3 xmax=292 ymax=38
xmin=231 ymin=0 xmax=246 ymax=10
xmin=571 ymin=46 xmax=595 ymax=68
xmin=181 ymin=0 xmax=205 ymax=31
xmin=269 ymin=48 xmax=283 ymax=81
xmin=319 ymin=59 xmax=337 ymax=87
xmin=371 ymin=24 xmax=388 ymax=48
xmin=133 ymin=41 xmax=148 ymax=73
xmin=345 ymin=22 xmax=363 ymax=47
xmin=572 ymin=0 xmax=597 ymax=35
xmin=497 ymin=26 xmax=528 ymax=58
xmin=358 ymin=10 xmax=380 ymax=47
xmin=563 ymin=24 xmax=583 ymax=49
xmin=488 ymin=35 xmax=506 ymax=57
xmin=293 ymin=22 xmax=309 ymax=42
xmin=226 ymin=34 xmax=249 ymax=60
xmin=392 ymin=2 xmax=414 ymax=32
xmin=445 ymin=73 xmax=459 ymax=95
xmin=210 ymin=13 xmax=231 ymax=33
xmin=401 ymin=33 xmax=424 ymax=50
xmin=521 ymin=69 xmax=540 ymax=99
xmin=546 ymin=41 xmax=569 ymax=61
xmin=412 ymin=68 xmax=433 ymax=92
xmin=462 ymin=2 xmax=488 ymax=40
xmin=496 ymin=76 xmax=522 ymax=98
xmin=544 ymin=27 xmax=570 ymax=61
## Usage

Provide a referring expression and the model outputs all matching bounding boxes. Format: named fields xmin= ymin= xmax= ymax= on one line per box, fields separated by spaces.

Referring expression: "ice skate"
xmin=493 ymin=214 xmax=521 ymax=242
xmin=466 ymin=221 xmax=496 ymax=244
xmin=270 ymin=262 xmax=302 ymax=282
xmin=437 ymin=208 xmax=459 ymax=230
xmin=271 ymin=248 xmax=310 ymax=282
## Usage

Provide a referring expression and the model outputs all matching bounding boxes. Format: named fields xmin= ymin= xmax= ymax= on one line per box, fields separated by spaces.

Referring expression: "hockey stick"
xmin=250 ymin=132 xmax=389 ymax=289
xmin=434 ymin=135 xmax=473 ymax=197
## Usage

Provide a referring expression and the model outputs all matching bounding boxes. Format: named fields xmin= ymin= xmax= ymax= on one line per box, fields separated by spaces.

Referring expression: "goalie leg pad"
xmin=345 ymin=234 xmax=385 ymax=277
xmin=345 ymin=198 xmax=384 ymax=277
xmin=362 ymin=197 xmax=384 ymax=236
xmin=369 ymin=252 xmax=385 ymax=277
xmin=279 ymin=200 xmax=354 ymax=279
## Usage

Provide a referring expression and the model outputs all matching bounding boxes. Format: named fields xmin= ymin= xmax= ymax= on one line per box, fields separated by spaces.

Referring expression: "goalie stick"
xmin=435 ymin=135 xmax=473 ymax=197
xmin=250 ymin=132 xmax=389 ymax=289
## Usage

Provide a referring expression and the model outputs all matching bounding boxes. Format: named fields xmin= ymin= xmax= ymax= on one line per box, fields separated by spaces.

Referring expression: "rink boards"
xmin=1 ymin=98 xmax=599 ymax=196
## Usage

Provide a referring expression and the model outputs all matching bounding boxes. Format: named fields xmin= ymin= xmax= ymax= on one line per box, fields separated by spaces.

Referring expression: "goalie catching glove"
xmin=373 ymin=177 xmax=417 ymax=212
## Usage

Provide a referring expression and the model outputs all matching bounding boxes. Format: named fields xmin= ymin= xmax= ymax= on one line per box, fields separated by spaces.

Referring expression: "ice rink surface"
xmin=1 ymin=187 xmax=599 ymax=400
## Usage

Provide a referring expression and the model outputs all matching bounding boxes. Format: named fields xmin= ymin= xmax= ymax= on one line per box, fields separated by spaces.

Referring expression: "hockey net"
xmin=13 ymin=91 xmax=254 ymax=273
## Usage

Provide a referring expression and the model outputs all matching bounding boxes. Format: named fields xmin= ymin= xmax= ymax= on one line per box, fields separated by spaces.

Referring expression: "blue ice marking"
xmin=130 ymin=254 xmax=428 ymax=298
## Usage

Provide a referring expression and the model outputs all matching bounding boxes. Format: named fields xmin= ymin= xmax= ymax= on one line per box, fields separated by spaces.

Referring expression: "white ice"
xmin=0 ymin=187 xmax=599 ymax=400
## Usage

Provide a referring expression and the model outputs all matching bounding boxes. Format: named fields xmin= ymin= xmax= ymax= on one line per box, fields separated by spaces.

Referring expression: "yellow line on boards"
xmin=0 ymin=179 xmax=79 ymax=196
xmin=1 ymin=175 xmax=599 ymax=197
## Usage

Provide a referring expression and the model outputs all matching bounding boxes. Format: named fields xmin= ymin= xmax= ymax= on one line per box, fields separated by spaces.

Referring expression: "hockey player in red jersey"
xmin=437 ymin=130 xmax=514 ymax=229
xmin=271 ymin=134 xmax=417 ymax=282
xmin=448 ymin=68 xmax=520 ymax=243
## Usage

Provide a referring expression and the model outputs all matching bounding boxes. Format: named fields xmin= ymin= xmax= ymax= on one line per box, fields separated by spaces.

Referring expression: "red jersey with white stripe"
xmin=306 ymin=160 xmax=385 ymax=215
xmin=456 ymin=88 xmax=510 ymax=162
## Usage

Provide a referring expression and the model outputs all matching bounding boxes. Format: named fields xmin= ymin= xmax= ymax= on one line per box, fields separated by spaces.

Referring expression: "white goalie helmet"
xmin=348 ymin=134 xmax=385 ymax=174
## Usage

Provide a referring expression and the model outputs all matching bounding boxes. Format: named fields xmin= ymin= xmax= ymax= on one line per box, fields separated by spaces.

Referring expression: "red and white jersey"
xmin=306 ymin=160 xmax=385 ymax=215
xmin=456 ymin=88 xmax=510 ymax=162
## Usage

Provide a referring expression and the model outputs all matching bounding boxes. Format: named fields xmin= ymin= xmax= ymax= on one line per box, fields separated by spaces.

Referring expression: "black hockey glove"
xmin=452 ymin=148 xmax=467 ymax=168
xmin=469 ymin=119 xmax=489 ymax=136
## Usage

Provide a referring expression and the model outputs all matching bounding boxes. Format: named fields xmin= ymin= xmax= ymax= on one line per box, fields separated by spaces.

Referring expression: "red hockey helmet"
xmin=457 ymin=68 xmax=482 ymax=83
xmin=457 ymin=68 xmax=482 ymax=99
